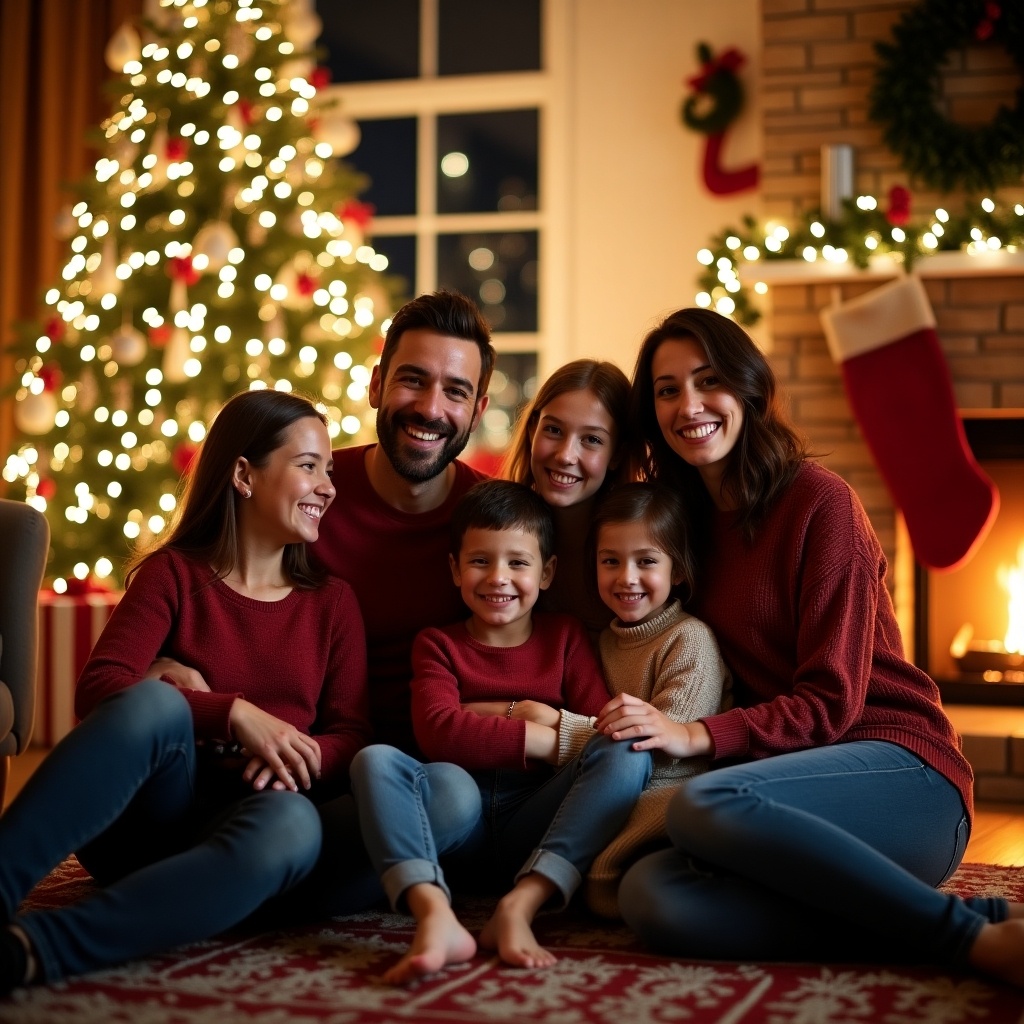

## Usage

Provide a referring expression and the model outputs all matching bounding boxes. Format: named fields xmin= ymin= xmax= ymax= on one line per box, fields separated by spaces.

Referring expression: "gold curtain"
xmin=0 ymin=0 xmax=143 ymax=482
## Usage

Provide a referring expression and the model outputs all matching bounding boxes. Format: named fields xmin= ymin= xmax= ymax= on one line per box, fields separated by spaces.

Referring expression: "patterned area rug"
xmin=4 ymin=859 xmax=1024 ymax=1023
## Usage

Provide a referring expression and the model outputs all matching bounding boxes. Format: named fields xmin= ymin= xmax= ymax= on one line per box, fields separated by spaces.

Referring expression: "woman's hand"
xmin=461 ymin=700 xmax=560 ymax=728
xmin=228 ymin=699 xmax=322 ymax=792
xmin=595 ymin=693 xmax=713 ymax=759
xmin=147 ymin=657 xmax=211 ymax=692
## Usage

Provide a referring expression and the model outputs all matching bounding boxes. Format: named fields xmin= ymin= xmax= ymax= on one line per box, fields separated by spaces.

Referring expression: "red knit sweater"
xmin=313 ymin=445 xmax=486 ymax=756
xmin=411 ymin=612 xmax=609 ymax=771
xmin=692 ymin=461 xmax=974 ymax=818
xmin=76 ymin=549 xmax=372 ymax=785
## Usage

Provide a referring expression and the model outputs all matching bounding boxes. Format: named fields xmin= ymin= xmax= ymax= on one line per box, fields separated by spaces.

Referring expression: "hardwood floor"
xmin=8 ymin=743 xmax=1024 ymax=866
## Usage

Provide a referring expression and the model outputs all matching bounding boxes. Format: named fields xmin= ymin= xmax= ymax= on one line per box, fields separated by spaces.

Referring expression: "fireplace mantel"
xmin=739 ymin=250 xmax=1024 ymax=285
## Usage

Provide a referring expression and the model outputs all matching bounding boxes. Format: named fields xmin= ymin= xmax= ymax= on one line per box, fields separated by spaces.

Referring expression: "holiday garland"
xmin=694 ymin=192 xmax=1024 ymax=327
xmin=868 ymin=0 xmax=1024 ymax=193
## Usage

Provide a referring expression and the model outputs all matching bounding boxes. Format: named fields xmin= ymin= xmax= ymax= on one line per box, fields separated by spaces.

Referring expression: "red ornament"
xmin=296 ymin=271 xmax=318 ymax=297
xmin=310 ymin=66 xmax=331 ymax=90
xmin=886 ymin=185 xmax=912 ymax=226
xmin=37 ymin=363 xmax=63 ymax=392
xmin=149 ymin=323 xmax=172 ymax=348
xmin=166 ymin=136 xmax=189 ymax=161
xmin=373 ymin=335 xmax=385 ymax=354
xmin=976 ymin=1 xmax=1002 ymax=40
xmin=338 ymin=199 xmax=375 ymax=229
xmin=37 ymin=477 xmax=57 ymax=500
xmin=172 ymin=441 xmax=199 ymax=475
xmin=42 ymin=315 xmax=66 ymax=342
xmin=167 ymin=255 xmax=200 ymax=285
xmin=238 ymin=98 xmax=256 ymax=126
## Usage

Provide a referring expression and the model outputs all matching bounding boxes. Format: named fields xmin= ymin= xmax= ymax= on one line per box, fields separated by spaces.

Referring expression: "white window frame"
xmin=326 ymin=0 xmax=571 ymax=376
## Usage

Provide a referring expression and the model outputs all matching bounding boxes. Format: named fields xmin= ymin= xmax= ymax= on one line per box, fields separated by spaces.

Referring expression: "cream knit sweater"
xmin=558 ymin=600 xmax=731 ymax=918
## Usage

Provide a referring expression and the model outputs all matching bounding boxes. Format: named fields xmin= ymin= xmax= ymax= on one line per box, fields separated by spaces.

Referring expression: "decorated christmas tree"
xmin=2 ymin=0 xmax=397 ymax=591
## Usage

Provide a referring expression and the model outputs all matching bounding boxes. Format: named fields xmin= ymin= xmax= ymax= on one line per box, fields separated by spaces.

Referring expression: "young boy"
xmin=349 ymin=480 xmax=652 ymax=982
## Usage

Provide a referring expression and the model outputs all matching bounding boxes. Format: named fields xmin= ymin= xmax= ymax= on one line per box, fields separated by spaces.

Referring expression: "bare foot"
xmin=383 ymin=885 xmax=477 ymax=986
xmin=479 ymin=878 xmax=558 ymax=969
xmin=968 ymin=919 xmax=1024 ymax=987
xmin=1006 ymin=902 xmax=1024 ymax=921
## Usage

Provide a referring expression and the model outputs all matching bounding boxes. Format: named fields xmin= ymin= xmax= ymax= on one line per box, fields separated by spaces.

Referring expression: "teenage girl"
xmin=501 ymin=358 xmax=631 ymax=636
xmin=0 ymin=389 xmax=371 ymax=994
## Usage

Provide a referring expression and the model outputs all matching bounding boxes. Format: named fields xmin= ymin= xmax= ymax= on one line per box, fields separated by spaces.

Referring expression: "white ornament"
xmin=162 ymin=327 xmax=191 ymax=383
xmin=15 ymin=391 xmax=58 ymax=435
xmin=313 ymin=110 xmax=360 ymax=156
xmin=148 ymin=127 xmax=168 ymax=188
xmin=105 ymin=22 xmax=141 ymax=72
xmin=285 ymin=7 xmax=323 ymax=48
xmin=109 ymin=325 xmax=147 ymax=367
xmin=193 ymin=220 xmax=239 ymax=272
xmin=91 ymin=235 xmax=122 ymax=296
xmin=225 ymin=23 xmax=255 ymax=65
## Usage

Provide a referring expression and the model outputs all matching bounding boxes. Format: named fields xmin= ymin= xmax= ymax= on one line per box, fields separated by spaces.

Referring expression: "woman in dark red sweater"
xmin=616 ymin=307 xmax=1024 ymax=985
xmin=0 ymin=390 xmax=370 ymax=995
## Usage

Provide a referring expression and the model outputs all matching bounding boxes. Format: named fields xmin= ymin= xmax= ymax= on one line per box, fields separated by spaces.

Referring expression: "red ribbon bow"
xmin=686 ymin=47 xmax=746 ymax=92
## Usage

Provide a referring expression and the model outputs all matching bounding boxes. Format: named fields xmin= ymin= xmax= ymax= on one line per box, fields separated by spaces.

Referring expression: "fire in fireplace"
xmin=913 ymin=415 xmax=1024 ymax=705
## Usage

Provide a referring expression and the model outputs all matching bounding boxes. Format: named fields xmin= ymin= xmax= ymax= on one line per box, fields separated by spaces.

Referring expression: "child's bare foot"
xmin=384 ymin=884 xmax=477 ymax=986
xmin=968 ymin=919 xmax=1024 ymax=988
xmin=479 ymin=875 xmax=558 ymax=969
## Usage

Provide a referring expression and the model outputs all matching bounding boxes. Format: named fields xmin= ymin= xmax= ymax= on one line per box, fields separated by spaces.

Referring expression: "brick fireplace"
xmin=756 ymin=0 xmax=1024 ymax=657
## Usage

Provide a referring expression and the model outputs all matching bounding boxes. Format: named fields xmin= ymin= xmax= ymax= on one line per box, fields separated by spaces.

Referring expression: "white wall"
xmin=562 ymin=0 xmax=760 ymax=372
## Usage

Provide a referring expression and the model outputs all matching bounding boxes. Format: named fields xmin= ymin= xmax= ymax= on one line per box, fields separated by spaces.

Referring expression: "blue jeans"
xmin=350 ymin=734 xmax=652 ymax=911
xmin=620 ymin=740 xmax=1005 ymax=965
xmin=0 ymin=680 xmax=322 ymax=981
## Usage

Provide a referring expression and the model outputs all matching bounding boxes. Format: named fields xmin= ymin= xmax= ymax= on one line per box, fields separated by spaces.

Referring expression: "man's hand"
xmin=148 ymin=657 xmax=211 ymax=692
xmin=228 ymin=699 xmax=322 ymax=792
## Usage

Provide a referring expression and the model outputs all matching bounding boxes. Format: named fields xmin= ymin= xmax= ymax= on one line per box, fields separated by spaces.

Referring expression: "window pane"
xmin=373 ymin=235 xmax=417 ymax=305
xmin=438 ymin=0 xmax=542 ymax=76
xmin=348 ymin=118 xmax=417 ymax=217
xmin=438 ymin=231 xmax=538 ymax=333
xmin=317 ymin=1 xmax=419 ymax=83
xmin=437 ymin=110 xmax=538 ymax=215
xmin=464 ymin=351 xmax=539 ymax=475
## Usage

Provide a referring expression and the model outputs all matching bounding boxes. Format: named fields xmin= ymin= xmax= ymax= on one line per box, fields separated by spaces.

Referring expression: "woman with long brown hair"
xmin=616 ymin=307 xmax=1024 ymax=985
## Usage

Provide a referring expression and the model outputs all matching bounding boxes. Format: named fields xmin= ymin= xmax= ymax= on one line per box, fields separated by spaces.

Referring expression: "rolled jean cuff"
xmin=515 ymin=849 xmax=581 ymax=909
xmin=381 ymin=859 xmax=451 ymax=914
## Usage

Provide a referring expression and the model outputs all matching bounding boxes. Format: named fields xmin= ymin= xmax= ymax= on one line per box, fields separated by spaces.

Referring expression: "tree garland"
xmin=868 ymin=0 xmax=1024 ymax=193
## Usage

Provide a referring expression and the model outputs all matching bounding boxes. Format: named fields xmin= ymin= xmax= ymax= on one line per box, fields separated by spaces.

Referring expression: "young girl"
xmin=501 ymin=358 xmax=631 ymax=637
xmin=580 ymin=483 xmax=731 ymax=917
xmin=0 ymin=389 xmax=371 ymax=994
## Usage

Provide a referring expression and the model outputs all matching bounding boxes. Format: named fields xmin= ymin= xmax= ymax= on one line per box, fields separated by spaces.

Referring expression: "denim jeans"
xmin=350 ymin=733 xmax=652 ymax=911
xmin=0 ymin=680 xmax=322 ymax=981
xmin=620 ymin=740 xmax=1005 ymax=965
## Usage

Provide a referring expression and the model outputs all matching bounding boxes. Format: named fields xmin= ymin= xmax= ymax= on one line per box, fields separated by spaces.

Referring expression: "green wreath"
xmin=868 ymin=0 xmax=1024 ymax=193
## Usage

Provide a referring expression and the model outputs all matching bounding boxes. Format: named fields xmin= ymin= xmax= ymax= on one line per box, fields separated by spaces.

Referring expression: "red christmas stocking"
xmin=820 ymin=274 xmax=998 ymax=571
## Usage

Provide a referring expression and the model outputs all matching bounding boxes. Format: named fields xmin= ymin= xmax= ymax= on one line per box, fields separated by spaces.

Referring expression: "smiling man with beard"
xmin=314 ymin=289 xmax=495 ymax=755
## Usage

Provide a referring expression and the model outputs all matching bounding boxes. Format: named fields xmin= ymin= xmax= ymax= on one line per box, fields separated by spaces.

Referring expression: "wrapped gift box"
xmin=34 ymin=590 xmax=122 ymax=746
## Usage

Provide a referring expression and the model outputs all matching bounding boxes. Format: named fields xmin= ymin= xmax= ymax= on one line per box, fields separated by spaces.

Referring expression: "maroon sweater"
xmin=411 ymin=613 xmax=609 ymax=771
xmin=691 ymin=461 xmax=974 ymax=818
xmin=312 ymin=445 xmax=487 ymax=756
xmin=76 ymin=549 xmax=372 ymax=785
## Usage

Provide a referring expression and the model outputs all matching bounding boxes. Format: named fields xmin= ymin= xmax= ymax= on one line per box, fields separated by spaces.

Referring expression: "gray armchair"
xmin=0 ymin=499 xmax=49 ymax=804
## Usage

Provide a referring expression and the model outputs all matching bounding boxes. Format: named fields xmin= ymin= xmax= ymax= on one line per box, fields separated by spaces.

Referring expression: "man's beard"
xmin=375 ymin=411 xmax=474 ymax=482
